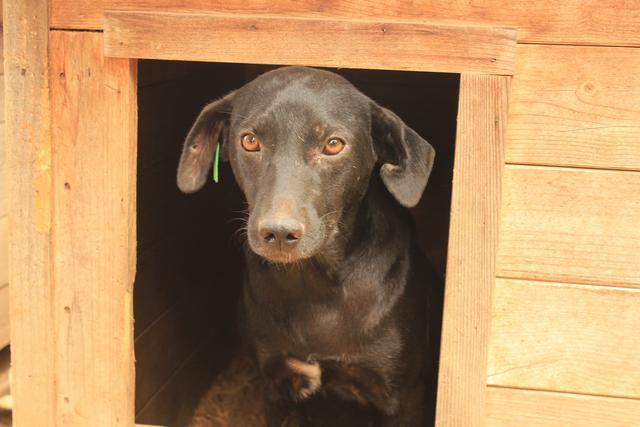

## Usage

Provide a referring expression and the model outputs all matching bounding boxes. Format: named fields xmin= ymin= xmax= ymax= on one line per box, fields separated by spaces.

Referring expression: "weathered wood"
xmin=488 ymin=279 xmax=640 ymax=398
xmin=0 ymin=124 xmax=6 ymax=218
xmin=49 ymin=31 xmax=137 ymax=426
xmin=486 ymin=386 xmax=640 ymax=427
xmin=0 ymin=217 xmax=7 ymax=349
xmin=0 ymin=131 xmax=6 ymax=219
xmin=497 ymin=165 xmax=640 ymax=288
xmin=0 ymin=218 xmax=6 ymax=287
xmin=506 ymin=45 xmax=640 ymax=171
xmin=6 ymin=0 xmax=56 ymax=425
xmin=435 ymin=74 xmax=509 ymax=426
xmin=0 ymin=284 xmax=9 ymax=348
xmin=104 ymin=11 xmax=516 ymax=75
xmin=52 ymin=0 xmax=640 ymax=46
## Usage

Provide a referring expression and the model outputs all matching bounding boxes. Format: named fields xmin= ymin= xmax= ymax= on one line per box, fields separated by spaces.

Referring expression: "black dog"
xmin=177 ymin=67 xmax=439 ymax=426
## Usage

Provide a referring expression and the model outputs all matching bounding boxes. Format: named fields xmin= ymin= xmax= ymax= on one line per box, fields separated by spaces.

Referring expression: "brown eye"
xmin=241 ymin=133 xmax=261 ymax=152
xmin=323 ymin=138 xmax=345 ymax=156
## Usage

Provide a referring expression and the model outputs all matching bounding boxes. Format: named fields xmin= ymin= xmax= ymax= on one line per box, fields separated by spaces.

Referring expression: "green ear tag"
xmin=213 ymin=142 xmax=221 ymax=183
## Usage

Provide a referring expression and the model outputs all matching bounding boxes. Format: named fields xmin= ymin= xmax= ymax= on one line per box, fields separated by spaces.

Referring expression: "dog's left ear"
xmin=370 ymin=103 xmax=435 ymax=208
xmin=176 ymin=92 xmax=235 ymax=193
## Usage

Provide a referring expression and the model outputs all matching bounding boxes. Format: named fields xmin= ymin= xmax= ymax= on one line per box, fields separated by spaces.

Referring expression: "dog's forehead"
xmin=233 ymin=67 xmax=368 ymax=120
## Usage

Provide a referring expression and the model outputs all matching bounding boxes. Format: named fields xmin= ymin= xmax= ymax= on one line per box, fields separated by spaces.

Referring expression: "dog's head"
xmin=177 ymin=67 xmax=434 ymax=264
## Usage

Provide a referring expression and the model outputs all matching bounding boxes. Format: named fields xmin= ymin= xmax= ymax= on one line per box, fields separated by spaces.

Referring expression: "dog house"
xmin=6 ymin=1 xmax=640 ymax=426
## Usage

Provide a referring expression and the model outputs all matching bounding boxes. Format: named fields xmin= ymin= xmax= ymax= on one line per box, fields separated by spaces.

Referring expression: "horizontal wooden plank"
xmin=496 ymin=165 xmax=640 ymax=287
xmin=486 ymin=386 xmax=640 ymax=427
xmin=488 ymin=279 xmax=640 ymax=398
xmin=53 ymin=0 xmax=640 ymax=46
xmin=104 ymin=11 xmax=516 ymax=75
xmin=506 ymin=45 xmax=640 ymax=170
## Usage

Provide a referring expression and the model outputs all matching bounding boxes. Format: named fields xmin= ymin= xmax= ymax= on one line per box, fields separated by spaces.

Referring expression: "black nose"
xmin=258 ymin=218 xmax=304 ymax=246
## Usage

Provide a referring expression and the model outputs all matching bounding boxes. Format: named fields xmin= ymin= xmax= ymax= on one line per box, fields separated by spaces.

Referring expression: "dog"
xmin=177 ymin=67 xmax=440 ymax=426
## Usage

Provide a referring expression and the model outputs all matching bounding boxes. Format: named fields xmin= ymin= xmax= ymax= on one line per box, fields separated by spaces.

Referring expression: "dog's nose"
xmin=258 ymin=218 xmax=304 ymax=246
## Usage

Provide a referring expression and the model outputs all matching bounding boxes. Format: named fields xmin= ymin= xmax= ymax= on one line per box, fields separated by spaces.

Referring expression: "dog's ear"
xmin=370 ymin=103 xmax=435 ymax=208
xmin=177 ymin=92 xmax=235 ymax=193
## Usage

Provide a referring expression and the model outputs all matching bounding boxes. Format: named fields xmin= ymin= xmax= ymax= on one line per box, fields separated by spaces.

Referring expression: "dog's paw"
xmin=285 ymin=358 xmax=322 ymax=400
xmin=265 ymin=356 xmax=322 ymax=403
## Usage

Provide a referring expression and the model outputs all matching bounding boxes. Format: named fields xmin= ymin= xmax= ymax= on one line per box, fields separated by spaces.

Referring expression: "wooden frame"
xmin=8 ymin=2 xmax=512 ymax=425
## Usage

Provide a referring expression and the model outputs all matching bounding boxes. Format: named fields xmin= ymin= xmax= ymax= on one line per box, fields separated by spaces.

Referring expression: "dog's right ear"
xmin=177 ymin=92 xmax=235 ymax=193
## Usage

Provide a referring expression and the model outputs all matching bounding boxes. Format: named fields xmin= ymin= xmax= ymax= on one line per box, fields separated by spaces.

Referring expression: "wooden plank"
xmin=496 ymin=165 xmax=640 ymax=288
xmin=486 ymin=386 xmax=640 ymax=427
xmin=0 ymin=284 xmax=9 ymax=349
xmin=0 ymin=218 xmax=6 ymax=287
xmin=0 ymin=224 xmax=4 ymax=296
xmin=104 ymin=11 xmax=516 ymax=75
xmin=435 ymin=74 xmax=509 ymax=426
xmin=506 ymin=45 xmax=640 ymax=171
xmin=5 ymin=0 xmax=56 ymax=425
xmin=49 ymin=31 xmax=137 ymax=426
xmin=52 ymin=0 xmax=640 ymax=47
xmin=488 ymin=279 xmax=640 ymax=398
xmin=1 ymin=123 xmax=6 ymax=218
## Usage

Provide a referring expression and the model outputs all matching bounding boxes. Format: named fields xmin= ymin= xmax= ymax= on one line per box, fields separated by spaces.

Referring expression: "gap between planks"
xmin=487 ymin=384 xmax=640 ymax=403
xmin=495 ymin=274 xmax=640 ymax=292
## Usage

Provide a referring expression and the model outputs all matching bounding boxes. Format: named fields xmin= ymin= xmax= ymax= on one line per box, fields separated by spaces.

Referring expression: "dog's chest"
xmin=274 ymin=279 xmax=396 ymax=357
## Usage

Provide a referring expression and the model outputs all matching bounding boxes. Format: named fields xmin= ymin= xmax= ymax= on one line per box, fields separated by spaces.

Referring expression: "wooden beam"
xmin=49 ymin=31 xmax=137 ymax=426
xmin=104 ymin=11 xmax=516 ymax=75
xmin=5 ymin=0 xmax=56 ymax=425
xmin=435 ymin=74 xmax=509 ymax=426
xmin=51 ymin=0 xmax=640 ymax=47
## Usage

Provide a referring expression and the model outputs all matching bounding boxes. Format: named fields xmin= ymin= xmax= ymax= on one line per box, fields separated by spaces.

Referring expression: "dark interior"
xmin=134 ymin=60 xmax=458 ymax=426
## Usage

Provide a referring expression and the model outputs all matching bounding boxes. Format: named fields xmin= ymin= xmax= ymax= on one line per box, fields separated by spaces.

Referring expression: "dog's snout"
xmin=258 ymin=218 xmax=304 ymax=246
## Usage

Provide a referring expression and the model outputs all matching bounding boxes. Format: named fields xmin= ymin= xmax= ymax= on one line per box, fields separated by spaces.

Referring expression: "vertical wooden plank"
xmin=5 ymin=0 xmax=57 ymax=425
xmin=435 ymin=74 xmax=509 ymax=426
xmin=49 ymin=31 xmax=137 ymax=426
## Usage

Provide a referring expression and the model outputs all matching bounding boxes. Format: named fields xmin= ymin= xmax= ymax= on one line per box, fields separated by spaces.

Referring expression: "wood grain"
xmin=435 ymin=74 xmax=509 ymax=426
xmin=52 ymin=0 xmax=640 ymax=46
xmin=0 ymin=284 xmax=8 ymax=349
xmin=496 ymin=165 xmax=640 ymax=287
xmin=104 ymin=10 xmax=516 ymax=75
xmin=506 ymin=45 xmax=640 ymax=170
xmin=0 ymin=218 xmax=6 ymax=288
xmin=49 ymin=31 xmax=137 ymax=426
xmin=0 ymin=123 xmax=6 ymax=217
xmin=5 ymin=0 xmax=56 ymax=425
xmin=486 ymin=386 xmax=640 ymax=427
xmin=488 ymin=279 xmax=640 ymax=398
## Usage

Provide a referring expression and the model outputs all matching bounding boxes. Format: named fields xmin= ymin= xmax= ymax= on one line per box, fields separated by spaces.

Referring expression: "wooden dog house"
xmin=6 ymin=1 xmax=640 ymax=426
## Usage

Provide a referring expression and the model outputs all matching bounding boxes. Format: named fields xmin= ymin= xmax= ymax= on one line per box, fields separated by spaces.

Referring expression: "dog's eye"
xmin=241 ymin=133 xmax=261 ymax=152
xmin=323 ymin=138 xmax=346 ymax=156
